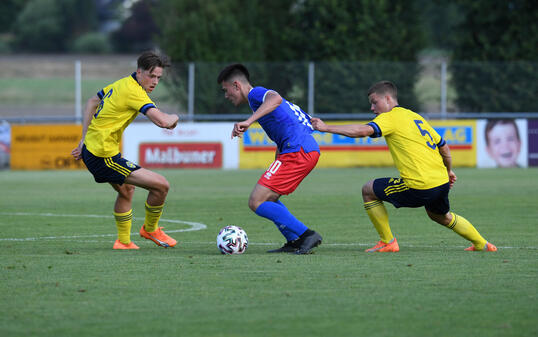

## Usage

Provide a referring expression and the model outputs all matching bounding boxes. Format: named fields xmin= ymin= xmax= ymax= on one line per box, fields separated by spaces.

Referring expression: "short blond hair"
xmin=367 ymin=81 xmax=397 ymax=100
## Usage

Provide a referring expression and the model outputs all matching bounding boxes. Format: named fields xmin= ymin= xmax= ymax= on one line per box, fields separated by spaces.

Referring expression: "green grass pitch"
xmin=1 ymin=168 xmax=537 ymax=337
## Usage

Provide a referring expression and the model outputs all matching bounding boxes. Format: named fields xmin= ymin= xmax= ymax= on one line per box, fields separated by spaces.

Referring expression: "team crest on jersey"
xmin=125 ymin=161 xmax=137 ymax=168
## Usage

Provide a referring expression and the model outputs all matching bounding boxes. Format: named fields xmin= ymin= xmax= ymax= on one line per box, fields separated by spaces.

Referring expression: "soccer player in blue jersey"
xmin=71 ymin=51 xmax=180 ymax=250
xmin=217 ymin=64 xmax=322 ymax=254
xmin=312 ymin=81 xmax=497 ymax=252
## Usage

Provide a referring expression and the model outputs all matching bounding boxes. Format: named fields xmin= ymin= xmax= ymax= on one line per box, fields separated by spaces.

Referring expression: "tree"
xmin=110 ymin=0 xmax=160 ymax=53
xmin=155 ymin=0 xmax=426 ymax=115
xmin=0 ymin=0 xmax=29 ymax=33
xmin=286 ymin=0 xmax=425 ymax=113
xmin=449 ymin=0 xmax=538 ymax=112
xmin=11 ymin=0 xmax=97 ymax=52
xmin=415 ymin=0 xmax=463 ymax=51
xmin=156 ymin=0 xmax=297 ymax=115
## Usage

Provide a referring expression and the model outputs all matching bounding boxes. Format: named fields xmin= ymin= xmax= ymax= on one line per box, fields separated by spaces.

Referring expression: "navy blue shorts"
xmin=82 ymin=145 xmax=140 ymax=185
xmin=373 ymin=177 xmax=450 ymax=215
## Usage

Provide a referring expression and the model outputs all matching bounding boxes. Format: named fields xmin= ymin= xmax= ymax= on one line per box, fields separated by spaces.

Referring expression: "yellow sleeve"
xmin=372 ymin=112 xmax=396 ymax=136
xmin=127 ymin=89 xmax=155 ymax=114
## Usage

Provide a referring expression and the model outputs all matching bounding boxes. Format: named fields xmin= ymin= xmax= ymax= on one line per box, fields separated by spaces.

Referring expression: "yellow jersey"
xmin=84 ymin=73 xmax=156 ymax=157
xmin=368 ymin=106 xmax=449 ymax=189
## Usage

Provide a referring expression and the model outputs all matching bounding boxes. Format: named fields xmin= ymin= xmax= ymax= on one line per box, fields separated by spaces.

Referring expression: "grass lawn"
xmin=0 ymin=168 xmax=537 ymax=337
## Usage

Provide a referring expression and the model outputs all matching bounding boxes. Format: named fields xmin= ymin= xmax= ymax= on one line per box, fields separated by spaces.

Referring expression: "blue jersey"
xmin=248 ymin=86 xmax=319 ymax=154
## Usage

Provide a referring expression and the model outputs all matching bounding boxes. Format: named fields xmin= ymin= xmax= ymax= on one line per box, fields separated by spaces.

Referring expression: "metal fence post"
xmin=75 ymin=60 xmax=82 ymax=124
xmin=441 ymin=61 xmax=447 ymax=119
xmin=308 ymin=62 xmax=315 ymax=116
xmin=188 ymin=62 xmax=195 ymax=121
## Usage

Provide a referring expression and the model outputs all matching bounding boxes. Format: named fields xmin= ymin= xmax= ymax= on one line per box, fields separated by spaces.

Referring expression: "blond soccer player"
xmin=71 ymin=51 xmax=179 ymax=250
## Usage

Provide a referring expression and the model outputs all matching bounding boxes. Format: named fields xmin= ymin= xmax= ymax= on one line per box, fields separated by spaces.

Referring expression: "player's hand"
xmin=71 ymin=140 xmax=83 ymax=160
xmin=448 ymin=170 xmax=457 ymax=188
xmin=231 ymin=121 xmax=250 ymax=139
xmin=167 ymin=115 xmax=179 ymax=129
xmin=311 ymin=117 xmax=327 ymax=132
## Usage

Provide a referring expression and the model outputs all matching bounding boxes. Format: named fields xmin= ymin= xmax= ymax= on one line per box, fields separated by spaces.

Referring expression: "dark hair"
xmin=137 ymin=51 xmax=170 ymax=72
xmin=217 ymin=63 xmax=250 ymax=84
xmin=484 ymin=119 xmax=520 ymax=146
xmin=367 ymin=80 xmax=398 ymax=100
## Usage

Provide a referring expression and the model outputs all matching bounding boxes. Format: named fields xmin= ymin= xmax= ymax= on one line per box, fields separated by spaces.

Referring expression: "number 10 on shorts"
xmin=264 ymin=160 xmax=282 ymax=180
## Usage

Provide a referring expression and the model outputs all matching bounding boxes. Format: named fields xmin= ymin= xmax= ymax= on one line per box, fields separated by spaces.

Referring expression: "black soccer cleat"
xmin=295 ymin=230 xmax=322 ymax=255
xmin=267 ymin=240 xmax=300 ymax=253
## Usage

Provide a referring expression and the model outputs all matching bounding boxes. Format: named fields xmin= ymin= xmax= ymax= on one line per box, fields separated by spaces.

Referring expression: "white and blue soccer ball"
xmin=217 ymin=225 xmax=248 ymax=255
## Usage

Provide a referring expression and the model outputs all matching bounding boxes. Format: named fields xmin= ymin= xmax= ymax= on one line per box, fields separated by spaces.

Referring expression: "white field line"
xmin=0 ymin=212 xmax=206 ymax=241
xmin=0 ymin=212 xmax=536 ymax=250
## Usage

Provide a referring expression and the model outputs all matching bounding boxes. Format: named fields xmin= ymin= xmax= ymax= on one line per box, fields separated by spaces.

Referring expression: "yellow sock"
xmin=364 ymin=200 xmax=394 ymax=243
xmin=446 ymin=212 xmax=487 ymax=249
xmin=114 ymin=209 xmax=133 ymax=244
xmin=144 ymin=202 xmax=164 ymax=232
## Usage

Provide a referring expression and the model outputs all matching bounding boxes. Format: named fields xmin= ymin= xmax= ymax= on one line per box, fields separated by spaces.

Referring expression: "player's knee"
xmin=362 ymin=181 xmax=376 ymax=201
xmin=428 ymin=211 xmax=451 ymax=226
xmin=146 ymin=175 xmax=169 ymax=200
xmin=248 ymin=198 xmax=259 ymax=212
xmin=156 ymin=178 xmax=170 ymax=196
xmin=125 ymin=184 xmax=136 ymax=196
xmin=119 ymin=184 xmax=135 ymax=199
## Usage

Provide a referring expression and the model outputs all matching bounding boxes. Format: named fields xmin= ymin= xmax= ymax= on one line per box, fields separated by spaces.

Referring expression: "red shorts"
xmin=258 ymin=148 xmax=320 ymax=195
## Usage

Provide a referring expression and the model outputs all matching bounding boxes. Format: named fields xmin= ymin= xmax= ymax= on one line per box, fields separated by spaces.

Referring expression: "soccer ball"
xmin=216 ymin=225 xmax=248 ymax=255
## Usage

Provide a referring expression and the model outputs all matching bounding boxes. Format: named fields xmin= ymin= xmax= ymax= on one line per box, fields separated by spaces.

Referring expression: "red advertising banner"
xmin=139 ymin=143 xmax=223 ymax=168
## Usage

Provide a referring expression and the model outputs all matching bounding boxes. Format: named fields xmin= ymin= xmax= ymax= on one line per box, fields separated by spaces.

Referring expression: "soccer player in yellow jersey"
xmin=71 ymin=51 xmax=180 ymax=250
xmin=311 ymin=81 xmax=497 ymax=252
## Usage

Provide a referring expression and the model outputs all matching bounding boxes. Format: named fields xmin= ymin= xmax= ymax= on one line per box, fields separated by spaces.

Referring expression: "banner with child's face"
xmin=476 ymin=119 xmax=528 ymax=168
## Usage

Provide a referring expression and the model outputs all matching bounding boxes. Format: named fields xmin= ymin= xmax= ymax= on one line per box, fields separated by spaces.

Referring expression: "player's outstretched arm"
xmin=71 ymin=95 xmax=100 ymax=160
xmin=146 ymin=108 xmax=179 ymax=129
xmin=311 ymin=118 xmax=374 ymax=138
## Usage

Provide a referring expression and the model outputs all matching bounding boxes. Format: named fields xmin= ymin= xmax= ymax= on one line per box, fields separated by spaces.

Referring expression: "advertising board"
xmin=122 ymin=122 xmax=237 ymax=169
xmin=10 ymin=124 xmax=84 ymax=170
xmin=239 ymin=120 xmax=477 ymax=168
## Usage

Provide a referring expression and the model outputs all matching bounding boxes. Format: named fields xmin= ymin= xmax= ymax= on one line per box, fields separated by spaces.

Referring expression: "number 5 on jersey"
xmin=414 ymin=120 xmax=437 ymax=150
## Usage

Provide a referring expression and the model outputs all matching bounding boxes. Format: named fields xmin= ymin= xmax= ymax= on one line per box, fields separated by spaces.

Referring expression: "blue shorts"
xmin=373 ymin=177 xmax=450 ymax=215
xmin=82 ymin=145 xmax=140 ymax=185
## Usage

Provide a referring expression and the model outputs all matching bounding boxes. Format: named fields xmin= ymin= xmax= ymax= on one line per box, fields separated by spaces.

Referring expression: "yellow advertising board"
xmin=11 ymin=124 xmax=85 ymax=170
xmin=429 ymin=119 xmax=476 ymax=167
xmin=239 ymin=120 xmax=476 ymax=168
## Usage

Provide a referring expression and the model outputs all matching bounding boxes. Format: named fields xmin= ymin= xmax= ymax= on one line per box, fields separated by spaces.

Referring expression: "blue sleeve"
xmin=97 ymin=89 xmax=105 ymax=99
xmin=367 ymin=122 xmax=382 ymax=138
xmin=140 ymin=103 xmax=156 ymax=115
xmin=249 ymin=87 xmax=269 ymax=104
xmin=437 ymin=138 xmax=446 ymax=147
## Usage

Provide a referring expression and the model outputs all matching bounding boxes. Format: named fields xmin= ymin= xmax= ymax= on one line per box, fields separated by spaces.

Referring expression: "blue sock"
xmin=255 ymin=200 xmax=308 ymax=241
xmin=273 ymin=200 xmax=297 ymax=240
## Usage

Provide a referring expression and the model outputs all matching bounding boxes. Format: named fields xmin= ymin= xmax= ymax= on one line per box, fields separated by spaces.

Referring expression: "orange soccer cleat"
xmin=139 ymin=226 xmax=177 ymax=248
xmin=464 ymin=241 xmax=497 ymax=252
xmin=365 ymin=238 xmax=400 ymax=252
xmin=113 ymin=240 xmax=140 ymax=250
